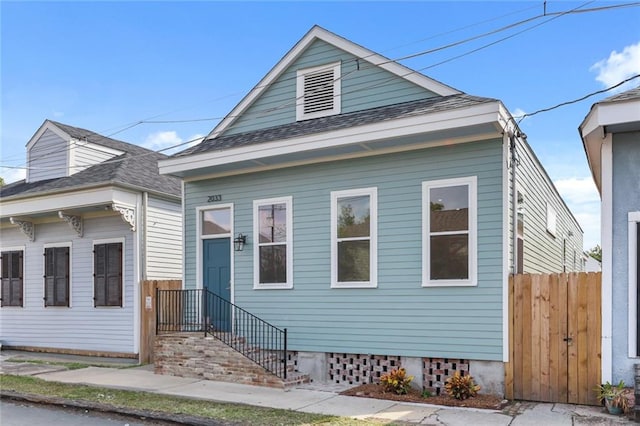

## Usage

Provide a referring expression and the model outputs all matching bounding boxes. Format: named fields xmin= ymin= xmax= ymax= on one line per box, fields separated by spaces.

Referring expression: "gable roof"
xmin=207 ymin=25 xmax=461 ymax=140
xmin=1 ymin=121 xmax=181 ymax=200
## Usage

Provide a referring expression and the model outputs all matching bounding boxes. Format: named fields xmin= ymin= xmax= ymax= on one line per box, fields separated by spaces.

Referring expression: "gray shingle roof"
xmin=600 ymin=85 xmax=640 ymax=103
xmin=174 ymin=94 xmax=497 ymax=158
xmin=1 ymin=121 xmax=181 ymax=200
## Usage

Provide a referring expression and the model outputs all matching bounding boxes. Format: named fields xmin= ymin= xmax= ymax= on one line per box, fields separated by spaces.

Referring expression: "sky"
xmin=2 ymin=1 xmax=640 ymax=251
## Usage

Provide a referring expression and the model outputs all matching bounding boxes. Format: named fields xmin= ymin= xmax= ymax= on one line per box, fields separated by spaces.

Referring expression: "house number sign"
xmin=207 ymin=195 xmax=222 ymax=202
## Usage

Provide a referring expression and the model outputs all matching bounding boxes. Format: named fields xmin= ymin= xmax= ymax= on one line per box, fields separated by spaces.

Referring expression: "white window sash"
xmin=422 ymin=176 xmax=477 ymax=287
xmin=331 ymin=187 xmax=377 ymax=289
xmin=253 ymin=196 xmax=293 ymax=289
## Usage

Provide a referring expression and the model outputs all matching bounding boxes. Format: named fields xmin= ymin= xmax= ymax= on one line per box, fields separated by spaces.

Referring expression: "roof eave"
xmin=0 ymin=181 xmax=180 ymax=204
xmin=160 ymin=100 xmax=505 ymax=178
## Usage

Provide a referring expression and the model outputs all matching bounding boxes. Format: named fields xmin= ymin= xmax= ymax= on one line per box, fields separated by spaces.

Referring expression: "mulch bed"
xmin=340 ymin=383 xmax=508 ymax=410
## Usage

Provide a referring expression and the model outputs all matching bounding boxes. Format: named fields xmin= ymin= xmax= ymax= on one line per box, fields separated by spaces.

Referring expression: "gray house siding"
xmin=70 ymin=142 xmax=120 ymax=174
xmin=146 ymin=196 xmax=183 ymax=280
xmin=0 ymin=216 xmax=136 ymax=354
xmin=27 ymin=129 xmax=68 ymax=183
xmin=184 ymin=139 xmax=504 ymax=360
xmin=611 ymin=131 xmax=640 ymax=385
xmin=224 ymin=39 xmax=437 ymax=136
xmin=513 ymin=138 xmax=583 ymax=273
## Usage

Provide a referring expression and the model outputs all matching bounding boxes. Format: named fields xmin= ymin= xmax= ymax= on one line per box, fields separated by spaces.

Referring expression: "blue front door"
xmin=203 ymin=238 xmax=231 ymax=331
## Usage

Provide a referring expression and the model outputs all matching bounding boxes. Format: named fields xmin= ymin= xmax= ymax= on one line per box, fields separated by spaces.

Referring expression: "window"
xmin=94 ymin=242 xmax=123 ymax=307
xmin=331 ymin=188 xmax=377 ymax=288
xmin=202 ymin=208 xmax=231 ymax=236
xmin=1 ymin=250 xmax=23 ymax=307
xmin=423 ymin=177 xmax=477 ymax=286
xmin=44 ymin=246 xmax=70 ymax=307
xmin=296 ymin=62 xmax=341 ymax=121
xmin=253 ymin=197 xmax=293 ymax=289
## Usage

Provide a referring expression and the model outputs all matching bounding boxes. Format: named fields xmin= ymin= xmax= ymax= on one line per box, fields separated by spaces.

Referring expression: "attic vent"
xmin=296 ymin=62 xmax=341 ymax=121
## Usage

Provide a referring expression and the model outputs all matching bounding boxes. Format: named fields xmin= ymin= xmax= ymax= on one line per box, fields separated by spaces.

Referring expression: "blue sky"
xmin=2 ymin=1 xmax=640 ymax=250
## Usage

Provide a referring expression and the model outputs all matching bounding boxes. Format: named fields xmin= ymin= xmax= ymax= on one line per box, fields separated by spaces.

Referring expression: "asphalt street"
xmin=0 ymin=400 xmax=170 ymax=426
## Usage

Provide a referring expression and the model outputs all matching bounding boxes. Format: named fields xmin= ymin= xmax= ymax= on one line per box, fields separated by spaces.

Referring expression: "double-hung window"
xmin=44 ymin=246 xmax=70 ymax=306
xmin=94 ymin=242 xmax=123 ymax=307
xmin=331 ymin=188 xmax=377 ymax=288
xmin=1 ymin=249 xmax=24 ymax=307
xmin=423 ymin=177 xmax=477 ymax=286
xmin=253 ymin=197 xmax=293 ymax=289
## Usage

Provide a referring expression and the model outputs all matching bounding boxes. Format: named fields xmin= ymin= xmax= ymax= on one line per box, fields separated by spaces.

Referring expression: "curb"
xmin=0 ymin=390 xmax=230 ymax=426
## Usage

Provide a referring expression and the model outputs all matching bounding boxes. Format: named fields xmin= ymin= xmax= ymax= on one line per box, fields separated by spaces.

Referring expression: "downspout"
xmin=510 ymin=132 xmax=518 ymax=275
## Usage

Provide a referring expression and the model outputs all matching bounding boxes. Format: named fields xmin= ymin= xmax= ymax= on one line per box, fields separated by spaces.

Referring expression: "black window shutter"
xmin=94 ymin=244 xmax=106 ymax=307
xmin=44 ymin=247 xmax=69 ymax=307
xmin=94 ymin=243 xmax=122 ymax=307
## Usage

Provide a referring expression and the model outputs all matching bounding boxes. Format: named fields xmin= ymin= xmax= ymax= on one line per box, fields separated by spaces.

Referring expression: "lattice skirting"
xmin=328 ymin=353 xmax=401 ymax=385
xmin=423 ymin=358 xmax=470 ymax=395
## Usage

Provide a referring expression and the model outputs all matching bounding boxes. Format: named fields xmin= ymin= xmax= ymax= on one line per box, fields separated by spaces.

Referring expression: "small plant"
xmin=421 ymin=389 xmax=432 ymax=398
xmin=594 ymin=380 xmax=629 ymax=414
xmin=444 ymin=372 xmax=481 ymax=400
xmin=380 ymin=367 xmax=414 ymax=395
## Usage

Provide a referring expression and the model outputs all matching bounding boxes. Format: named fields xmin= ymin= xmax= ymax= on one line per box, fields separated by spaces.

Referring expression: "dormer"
xmin=25 ymin=120 xmax=123 ymax=183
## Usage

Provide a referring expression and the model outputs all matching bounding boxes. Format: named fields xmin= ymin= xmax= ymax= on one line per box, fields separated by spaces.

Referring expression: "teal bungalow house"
xmin=159 ymin=26 xmax=583 ymax=394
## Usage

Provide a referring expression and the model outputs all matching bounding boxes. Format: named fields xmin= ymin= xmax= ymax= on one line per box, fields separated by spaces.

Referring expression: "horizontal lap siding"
xmin=28 ymin=129 xmax=68 ymax=182
xmin=611 ymin=132 xmax=640 ymax=384
xmin=0 ymin=216 xmax=136 ymax=353
xmin=184 ymin=139 xmax=504 ymax=360
xmin=71 ymin=142 xmax=119 ymax=174
xmin=146 ymin=196 xmax=182 ymax=280
xmin=224 ymin=39 xmax=435 ymax=136
xmin=514 ymin=139 xmax=583 ymax=273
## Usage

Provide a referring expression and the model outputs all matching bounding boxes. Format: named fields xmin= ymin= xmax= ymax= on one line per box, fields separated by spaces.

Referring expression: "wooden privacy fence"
xmin=505 ymin=272 xmax=601 ymax=405
xmin=140 ymin=279 xmax=182 ymax=364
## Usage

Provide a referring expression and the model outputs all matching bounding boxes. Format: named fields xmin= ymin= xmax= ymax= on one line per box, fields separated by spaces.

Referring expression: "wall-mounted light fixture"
xmin=234 ymin=233 xmax=247 ymax=252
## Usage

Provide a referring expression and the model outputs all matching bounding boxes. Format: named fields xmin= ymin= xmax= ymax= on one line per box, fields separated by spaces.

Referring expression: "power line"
xmin=4 ymin=75 xmax=638 ymax=173
xmin=116 ymin=1 xmax=638 ymax=132
xmin=517 ymin=74 xmax=640 ymax=122
xmin=2 ymin=2 xmax=637 ymax=172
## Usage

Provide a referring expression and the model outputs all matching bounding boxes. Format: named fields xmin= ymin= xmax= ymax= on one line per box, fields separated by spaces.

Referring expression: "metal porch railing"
xmin=156 ymin=288 xmax=288 ymax=379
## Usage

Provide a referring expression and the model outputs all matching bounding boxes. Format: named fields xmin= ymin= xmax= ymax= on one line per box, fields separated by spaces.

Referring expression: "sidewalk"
xmin=0 ymin=350 xmax=634 ymax=425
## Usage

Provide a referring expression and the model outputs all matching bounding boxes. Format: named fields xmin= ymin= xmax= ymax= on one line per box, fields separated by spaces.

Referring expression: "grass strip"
xmin=0 ymin=375 xmax=387 ymax=425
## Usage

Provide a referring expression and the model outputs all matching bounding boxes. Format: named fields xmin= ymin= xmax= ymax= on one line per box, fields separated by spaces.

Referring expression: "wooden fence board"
xmin=508 ymin=272 xmax=601 ymax=405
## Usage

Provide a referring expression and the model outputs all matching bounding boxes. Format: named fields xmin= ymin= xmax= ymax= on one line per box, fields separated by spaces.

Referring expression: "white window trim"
xmin=422 ymin=176 xmax=477 ymax=287
xmin=42 ymin=241 xmax=73 ymax=308
xmin=331 ymin=187 xmax=378 ymax=289
xmin=296 ymin=61 xmax=341 ymax=121
xmin=195 ymin=204 xmax=234 ymax=301
xmin=253 ymin=196 xmax=293 ymax=290
xmin=628 ymin=211 xmax=640 ymax=357
xmin=92 ymin=237 xmax=126 ymax=309
xmin=0 ymin=245 xmax=25 ymax=309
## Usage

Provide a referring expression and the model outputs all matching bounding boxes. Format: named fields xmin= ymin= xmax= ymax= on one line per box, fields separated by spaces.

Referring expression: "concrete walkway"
xmin=0 ymin=351 xmax=634 ymax=425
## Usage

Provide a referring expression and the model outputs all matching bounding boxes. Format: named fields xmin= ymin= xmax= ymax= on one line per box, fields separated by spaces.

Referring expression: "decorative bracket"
xmin=58 ymin=211 xmax=83 ymax=237
xmin=9 ymin=217 xmax=35 ymax=242
xmin=112 ymin=203 xmax=136 ymax=231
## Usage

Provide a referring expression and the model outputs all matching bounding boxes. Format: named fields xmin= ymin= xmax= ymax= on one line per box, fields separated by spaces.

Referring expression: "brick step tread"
xmin=283 ymin=373 xmax=311 ymax=387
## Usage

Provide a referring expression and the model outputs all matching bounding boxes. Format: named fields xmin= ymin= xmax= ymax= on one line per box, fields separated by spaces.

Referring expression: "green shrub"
xmin=444 ymin=372 xmax=481 ymax=400
xmin=380 ymin=367 xmax=414 ymax=395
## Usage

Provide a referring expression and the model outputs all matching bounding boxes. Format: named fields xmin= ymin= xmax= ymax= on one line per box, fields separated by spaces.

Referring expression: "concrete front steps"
xmin=154 ymin=333 xmax=310 ymax=389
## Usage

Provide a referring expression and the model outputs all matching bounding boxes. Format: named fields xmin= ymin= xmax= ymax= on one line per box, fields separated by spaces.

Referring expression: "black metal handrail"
xmin=156 ymin=288 xmax=288 ymax=379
